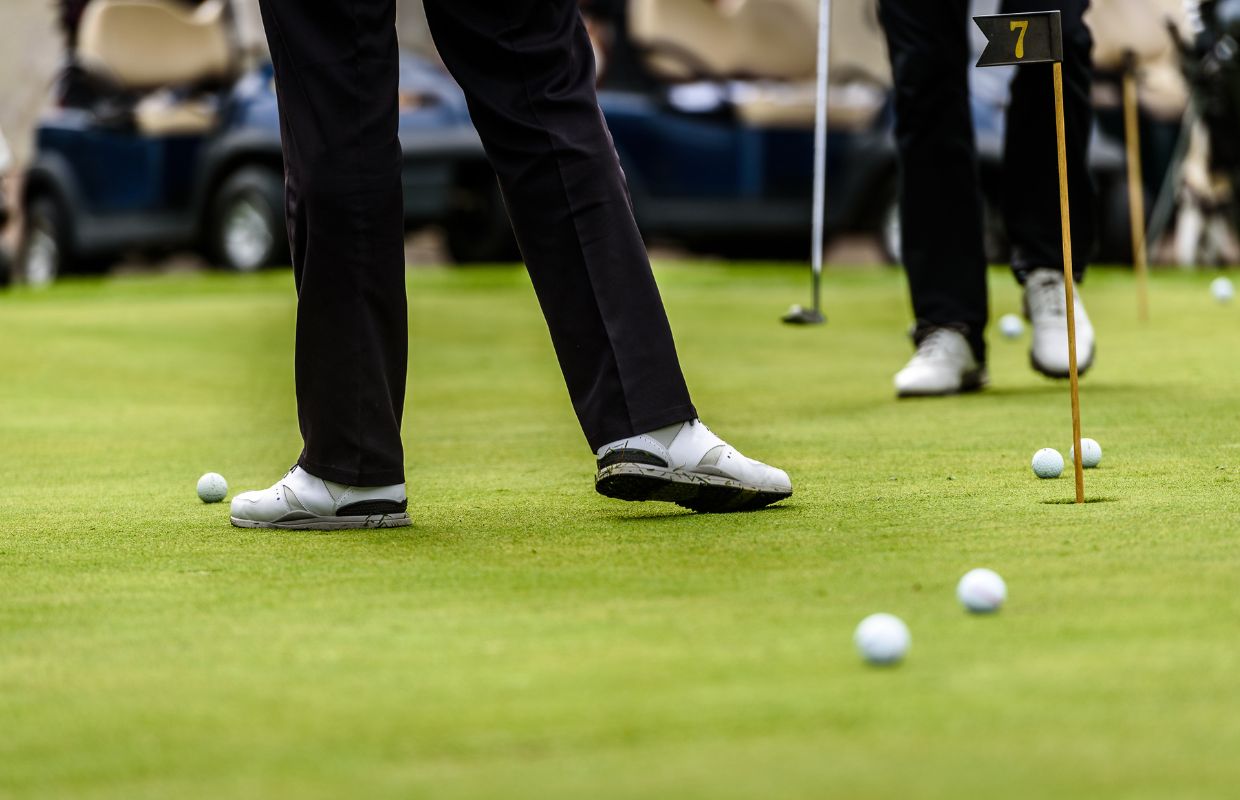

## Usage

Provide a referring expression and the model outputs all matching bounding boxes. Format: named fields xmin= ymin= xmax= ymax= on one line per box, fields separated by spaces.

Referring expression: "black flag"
xmin=974 ymin=11 xmax=1063 ymax=67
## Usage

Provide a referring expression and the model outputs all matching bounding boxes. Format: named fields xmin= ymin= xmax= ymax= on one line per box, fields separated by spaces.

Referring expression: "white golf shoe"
xmin=1024 ymin=268 xmax=1095 ymax=378
xmin=894 ymin=328 xmax=987 ymax=397
xmin=594 ymin=419 xmax=792 ymax=512
xmin=230 ymin=465 xmax=410 ymax=530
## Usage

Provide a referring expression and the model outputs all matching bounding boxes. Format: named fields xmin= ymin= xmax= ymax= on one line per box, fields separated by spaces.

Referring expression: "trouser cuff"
xmin=586 ymin=403 xmax=698 ymax=453
xmin=913 ymin=321 xmax=986 ymax=366
xmin=1011 ymin=249 xmax=1086 ymax=285
xmin=298 ymin=455 xmax=405 ymax=488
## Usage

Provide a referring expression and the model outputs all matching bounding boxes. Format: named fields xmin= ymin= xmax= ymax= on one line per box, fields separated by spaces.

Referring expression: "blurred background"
xmin=1 ymin=0 xmax=1237 ymax=287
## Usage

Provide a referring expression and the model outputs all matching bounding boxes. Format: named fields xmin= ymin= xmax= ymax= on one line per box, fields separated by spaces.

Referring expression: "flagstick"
xmin=1053 ymin=62 xmax=1086 ymax=504
xmin=1122 ymin=53 xmax=1150 ymax=322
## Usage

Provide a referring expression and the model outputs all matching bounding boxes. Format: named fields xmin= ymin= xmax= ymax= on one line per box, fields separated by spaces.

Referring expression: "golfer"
xmin=879 ymin=0 xmax=1097 ymax=397
xmin=229 ymin=0 xmax=792 ymax=529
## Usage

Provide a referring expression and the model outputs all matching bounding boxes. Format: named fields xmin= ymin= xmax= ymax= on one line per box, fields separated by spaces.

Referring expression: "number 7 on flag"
xmin=975 ymin=11 xmax=1063 ymax=66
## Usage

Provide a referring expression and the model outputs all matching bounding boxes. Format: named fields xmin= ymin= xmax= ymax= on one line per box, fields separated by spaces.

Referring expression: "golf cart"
xmin=18 ymin=0 xmax=495 ymax=284
xmin=584 ymin=0 xmax=898 ymax=259
xmin=574 ymin=0 xmax=1130 ymax=263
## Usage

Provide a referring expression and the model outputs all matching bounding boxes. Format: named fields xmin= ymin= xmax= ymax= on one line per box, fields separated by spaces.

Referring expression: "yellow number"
xmin=1010 ymin=20 xmax=1029 ymax=59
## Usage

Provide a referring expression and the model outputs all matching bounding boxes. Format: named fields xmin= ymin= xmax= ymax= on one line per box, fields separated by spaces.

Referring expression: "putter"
xmin=783 ymin=0 xmax=830 ymax=325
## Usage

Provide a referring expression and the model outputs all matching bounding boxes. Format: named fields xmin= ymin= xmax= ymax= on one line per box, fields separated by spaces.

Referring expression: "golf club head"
xmin=782 ymin=304 xmax=826 ymax=325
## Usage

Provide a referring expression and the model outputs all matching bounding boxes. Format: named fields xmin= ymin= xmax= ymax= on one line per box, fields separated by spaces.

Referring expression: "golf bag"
xmin=1175 ymin=0 xmax=1240 ymax=232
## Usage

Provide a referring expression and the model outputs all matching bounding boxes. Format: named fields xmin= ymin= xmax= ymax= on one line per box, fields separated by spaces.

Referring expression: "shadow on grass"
xmin=1041 ymin=496 xmax=1121 ymax=505
xmin=979 ymin=382 xmax=1156 ymax=399
xmin=610 ymin=504 xmax=797 ymax=522
xmin=247 ymin=528 xmax=426 ymax=544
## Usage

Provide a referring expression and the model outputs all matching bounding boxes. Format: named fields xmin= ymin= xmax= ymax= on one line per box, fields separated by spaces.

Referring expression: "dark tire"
xmin=0 ymin=246 xmax=12 ymax=288
xmin=443 ymin=175 xmax=519 ymax=264
xmin=207 ymin=166 xmax=287 ymax=272
xmin=18 ymin=196 xmax=71 ymax=286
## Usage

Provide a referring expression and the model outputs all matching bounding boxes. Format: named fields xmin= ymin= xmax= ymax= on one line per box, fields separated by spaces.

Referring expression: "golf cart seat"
xmin=77 ymin=0 xmax=234 ymax=133
xmin=629 ymin=0 xmax=817 ymax=82
xmin=628 ymin=0 xmax=885 ymax=129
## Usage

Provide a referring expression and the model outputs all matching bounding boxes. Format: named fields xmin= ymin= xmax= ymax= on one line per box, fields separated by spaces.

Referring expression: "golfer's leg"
xmin=1002 ymin=0 xmax=1095 ymax=282
xmin=879 ymin=0 xmax=989 ymax=361
xmin=256 ymin=0 xmax=407 ymax=486
xmin=421 ymin=0 xmax=696 ymax=451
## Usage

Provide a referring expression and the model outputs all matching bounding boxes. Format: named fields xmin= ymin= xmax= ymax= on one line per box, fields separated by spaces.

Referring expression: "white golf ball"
xmin=854 ymin=613 xmax=911 ymax=665
xmin=957 ymin=568 xmax=1007 ymax=613
xmin=197 ymin=472 xmax=228 ymax=503
xmin=1211 ymin=276 xmax=1234 ymax=304
xmin=1031 ymin=448 xmax=1064 ymax=479
xmin=998 ymin=313 xmax=1024 ymax=339
xmin=1069 ymin=437 xmax=1103 ymax=469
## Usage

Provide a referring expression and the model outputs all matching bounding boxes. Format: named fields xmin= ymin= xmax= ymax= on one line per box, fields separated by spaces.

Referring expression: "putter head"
xmin=782 ymin=304 xmax=826 ymax=325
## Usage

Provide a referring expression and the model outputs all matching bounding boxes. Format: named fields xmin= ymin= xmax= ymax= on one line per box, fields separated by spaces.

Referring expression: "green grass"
xmin=2 ymin=262 xmax=1239 ymax=799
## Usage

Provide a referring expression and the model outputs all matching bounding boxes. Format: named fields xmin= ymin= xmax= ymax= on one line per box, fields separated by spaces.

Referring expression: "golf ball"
xmin=197 ymin=472 xmax=228 ymax=503
xmin=1031 ymin=448 xmax=1064 ymax=479
xmin=1069 ymin=437 xmax=1103 ymax=469
xmin=1211 ymin=276 xmax=1235 ymax=304
xmin=998 ymin=313 xmax=1024 ymax=339
xmin=957 ymin=568 xmax=1007 ymax=613
xmin=854 ymin=613 xmax=910 ymax=665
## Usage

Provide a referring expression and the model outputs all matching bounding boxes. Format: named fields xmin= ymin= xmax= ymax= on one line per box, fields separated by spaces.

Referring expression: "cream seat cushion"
xmin=628 ymin=0 xmax=890 ymax=84
xmin=133 ymin=90 xmax=218 ymax=135
xmin=628 ymin=0 xmax=888 ymax=129
xmin=78 ymin=0 xmax=233 ymax=90
xmin=728 ymin=81 xmax=885 ymax=129
xmin=629 ymin=0 xmax=818 ymax=81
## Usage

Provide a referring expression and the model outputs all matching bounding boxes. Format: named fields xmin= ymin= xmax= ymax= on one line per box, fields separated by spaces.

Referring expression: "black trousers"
xmin=878 ymin=0 xmax=1094 ymax=362
xmin=257 ymin=0 xmax=696 ymax=486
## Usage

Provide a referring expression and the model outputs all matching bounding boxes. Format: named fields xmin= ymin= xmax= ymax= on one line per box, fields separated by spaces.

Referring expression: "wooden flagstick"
xmin=1122 ymin=51 xmax=1150 ymax=322
xmin=975 ymin=11 xmax=1085 ymax=502
xmin=1053 ymin=62 xmax=1086 ymax=503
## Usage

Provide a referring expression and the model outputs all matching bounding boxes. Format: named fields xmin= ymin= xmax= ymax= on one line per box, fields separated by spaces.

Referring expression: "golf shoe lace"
xmin=915 ymin=328 xmax=962 ymax=361
xmin=1027 ymin=273 xmax=1067 ymax=320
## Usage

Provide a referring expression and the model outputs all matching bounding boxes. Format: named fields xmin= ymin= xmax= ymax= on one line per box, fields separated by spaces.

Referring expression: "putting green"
xmin=2 ymin=263 xmax=1238 ymax=799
